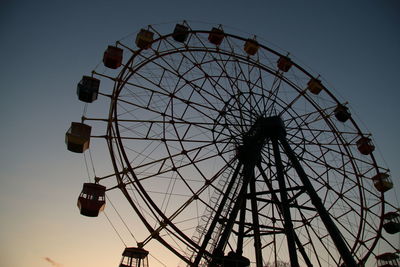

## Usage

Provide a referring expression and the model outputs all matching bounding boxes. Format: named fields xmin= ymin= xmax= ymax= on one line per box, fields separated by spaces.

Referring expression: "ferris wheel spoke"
xmin=124 ymin=63 xmax=223 ymax=119
xmin=230 ymin=58 xmax=262 ymax=112
xmin=287 ymin=137 xmax=350 ymax=164
xmin=115 ymin=135 xmax=218 ymax=143
xmin=287 ymin=124 xmax=359 ymax=137
xmin=264 ymin=73 xmax=285 ymax=114
xmin=278 ymin=87 xmax=308 ymax=116
xmin=211 ymin=52 xmax=269 ymax=111
xmin=290 ymin=152 xmax=356 ymax=206
xmin=122 ymin=141 xmax=234 ymax=186
xmin=333 ymin=205 xmax=361 ymax=231
xmin=252 ymin=90 xmax=269 ymax=117
xmin=156 ymin=50 xmax=228 ymax=109
xmin=282 ymin=103 xmax=333 ymax=129
xmin=127 ymin=75 xmax=221 ymax=120
xmin=294 ymin=138 xmax=354 ymax=176
xmin=210 ymin=52 xmax=248 ymax=97
xmin=92 ymin=71 xmax=119 ymax=84
xmin=299 ymin=148 xmax=365 ymax=190
xmin=123 ymin=189 xmax=210 ymax=260
xmin=115 ymin=95 xmax=227 ymax=138
xmin=222 ymin=60 xmax=256 ymax=129
xmin=301 ymin=222 xmax=333 ymax=266
xmin=198 ymin=60 xmax=266 ymax=120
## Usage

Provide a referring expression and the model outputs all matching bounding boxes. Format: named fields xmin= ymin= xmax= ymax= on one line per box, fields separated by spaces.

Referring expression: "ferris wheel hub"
xmin=244 ymin=116 xmax=286 ymax=141
xmin=238 ymin=116 xmax=286 ymax=164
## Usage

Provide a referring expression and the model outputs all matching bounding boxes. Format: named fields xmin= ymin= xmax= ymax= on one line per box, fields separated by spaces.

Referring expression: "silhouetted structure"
xmin=77 ymin=183 xmax=106 ymax=217
xmin=65 ymin=122 xmax=91 ymax=153
xmin=119 ymin=247 xmax=149 ymax=267
xmin=77 ymin=76 xmax=99 ymax=103
xmin=103 ymin=46 xmax=123 ymax=69
xmin=356 ymin=136 xmax=375 ymax=155
xmin=208 ymin=27 xmax=224 ymax=46
xmin=376 ymin=252 xmax=399 ymax=267
xmin=136 ymin=29 xmax=154 ymax=50
xmin=172 ymin=23 xmax=189 ymax=43
xmin=307 ymin=78 xmax=324 ymax=94
xmin=334 ymin=104 xmax=351 ymax=122
xmin=67 ymin=21 xmax=398 ymax=267
xmin=383 ymin=211 xmax=400 ymax=234
xmin=277 ymin=56 xmax=293 ymax=72
xmin=373 ymin=173 xmax=394 ymax=192
xmin=244 ymin=38 xmax=259 ymax=55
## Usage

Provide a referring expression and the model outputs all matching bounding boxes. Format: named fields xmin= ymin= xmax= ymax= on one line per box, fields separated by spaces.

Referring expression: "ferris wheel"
xmin=66 ymin=21 xmax=400 ymax=267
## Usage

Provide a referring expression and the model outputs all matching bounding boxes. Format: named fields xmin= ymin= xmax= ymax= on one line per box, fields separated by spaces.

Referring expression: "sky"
xmin=0 ymin=1 xmax=399 ymax=266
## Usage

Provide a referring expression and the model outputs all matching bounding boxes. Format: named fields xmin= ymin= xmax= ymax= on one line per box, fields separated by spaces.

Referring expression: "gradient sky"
xmin=0 ymin=1 xmax=399 ymax=266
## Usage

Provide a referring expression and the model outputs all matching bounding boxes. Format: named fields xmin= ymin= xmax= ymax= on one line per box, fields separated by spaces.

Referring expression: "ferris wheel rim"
xmin=97 ymin=24 xmax=388 ymax=266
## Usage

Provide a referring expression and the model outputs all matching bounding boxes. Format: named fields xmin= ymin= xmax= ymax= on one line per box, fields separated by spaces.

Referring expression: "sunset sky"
xmin=0 ymin=1 xmax=399 ymax=266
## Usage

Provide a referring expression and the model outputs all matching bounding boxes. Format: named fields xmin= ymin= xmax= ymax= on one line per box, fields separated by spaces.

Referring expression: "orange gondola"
xmin=135 ymin=29 xmax=154 ymax=49
xmin=372 ymin=173 xmax=393 ymax=192
xmin=244 ymin=38 xmax=259 ymax=56
xmin=307 ymin=78 xmax=324 ymax=95
xmin=356 ymin=136 xmax=375 ymax=155
xmin=277 ymin=56 xmax=293 ymax=72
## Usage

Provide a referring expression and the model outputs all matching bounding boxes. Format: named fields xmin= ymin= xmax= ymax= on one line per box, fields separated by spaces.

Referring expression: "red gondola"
xmin=334 ymin=104 xmax=351 ymax=122
xmin=208 ymin=27 xmax=225 ymax=46
xmin=77 ymin=183 xmax=106 ymax=217
xmin=103 ymin=46 xmax=123 ymax=69
xmin=277 ymin=56 xmax=293 ymax=72
xmin=356 ymin=136 xmax=375 ymax=155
